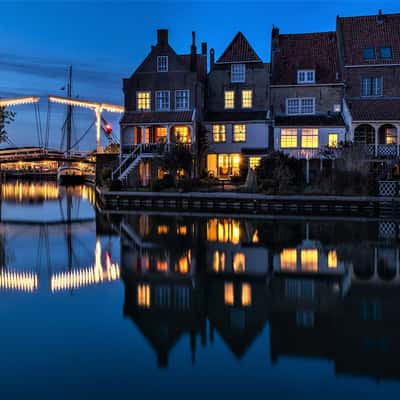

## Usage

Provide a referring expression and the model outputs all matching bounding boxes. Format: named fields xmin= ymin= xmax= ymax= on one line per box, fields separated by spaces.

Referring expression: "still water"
xmin=0 ymin=180 xmax=400 ymax=399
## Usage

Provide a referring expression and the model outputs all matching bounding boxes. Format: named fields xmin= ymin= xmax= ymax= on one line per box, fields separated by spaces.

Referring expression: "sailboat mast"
xmin=66 ymin=65 xmax=72 ymax=157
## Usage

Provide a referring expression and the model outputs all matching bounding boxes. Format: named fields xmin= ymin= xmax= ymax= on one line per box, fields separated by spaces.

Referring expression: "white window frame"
xmin=297 ymin=69 xmax=315 ymax=84
xmin=361 ymin=77 xmax=383 ymax=97
xmin=241 ymin=89 xmax=252 ymax=109
xmin=231 ymin=64 xmax=246 ymax=83
xmin=286 ymin=97 xmax=315 ymax=115
xmin=157 ymin=56 xmax=168 ymax=72
xmin=136 ymin=91 xmax=151 ymax=111
xmin=155 ymin=90 xmax=170 ymax=111
xmin=175 ymin=90 xmax=190 ymax=111
xmin=224 ymin=90 xmax=235 ymax=109
xmin=233 ymin=124 xmax=246 ymax=143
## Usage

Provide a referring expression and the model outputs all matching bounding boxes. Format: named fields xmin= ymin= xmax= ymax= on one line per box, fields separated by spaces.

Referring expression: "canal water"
xmin=0 ymin=180 xmax=400 ymax=399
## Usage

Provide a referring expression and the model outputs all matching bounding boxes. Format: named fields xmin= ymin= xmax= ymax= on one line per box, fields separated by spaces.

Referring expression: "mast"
xmin=66 ymin=65 xmax=72 ymax=158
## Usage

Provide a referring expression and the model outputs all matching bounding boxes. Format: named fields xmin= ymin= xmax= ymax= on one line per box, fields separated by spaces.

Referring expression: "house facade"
xmin=204 ymin=32 xmax=270 ymax=179
xmin=270 ymin=27 xmax=347 ymax=171
xmin=337 ymin=11 xmax=400 ymax=160
xmin=116 ymin=29 xmax=207 ymax=186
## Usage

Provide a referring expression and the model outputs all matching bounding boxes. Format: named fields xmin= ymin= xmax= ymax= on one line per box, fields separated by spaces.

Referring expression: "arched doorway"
xmin=379 ymin=124 xmax=397 ymax=145
xmin=354 ymin=124 xmax=375 ymax=144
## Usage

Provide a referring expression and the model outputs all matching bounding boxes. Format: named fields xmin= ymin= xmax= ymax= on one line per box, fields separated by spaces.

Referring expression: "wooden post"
xmin=306 ymin=157 xmax=310 ymax=184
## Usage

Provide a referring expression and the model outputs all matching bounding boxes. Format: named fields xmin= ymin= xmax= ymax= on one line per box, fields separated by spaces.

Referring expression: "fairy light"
xmin=0 ymin=97 xmax=40 ymax=107
xmin=0 ymin=270 xmax=38 ymax=292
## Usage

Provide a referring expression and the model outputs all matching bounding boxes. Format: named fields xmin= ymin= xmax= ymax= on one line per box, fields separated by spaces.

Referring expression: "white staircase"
xmin=112 ymin=144 xmax=143 ymax=181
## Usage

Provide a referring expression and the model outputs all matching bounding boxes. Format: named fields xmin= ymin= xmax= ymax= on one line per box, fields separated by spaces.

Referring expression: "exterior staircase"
xmin=112 ymin=144 xmax=143 ymax=181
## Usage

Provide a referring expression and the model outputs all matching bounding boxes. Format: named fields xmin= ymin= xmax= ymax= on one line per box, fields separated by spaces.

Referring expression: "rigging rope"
xmin=68 ymin=118 xmax=95 ymax=150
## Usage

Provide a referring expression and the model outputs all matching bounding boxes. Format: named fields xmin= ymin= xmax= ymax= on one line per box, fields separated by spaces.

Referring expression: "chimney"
xmin=210 ymin=48 xmax=215 ymax=71
xmin=271 ymin=25 xmax=280 ymax=51
xmin=377 ymin=9 xmax=384 ymax=24
xmin=201 ymin=42 xmax=208 ymax=73
xmin=157 ymin=29 xmax=168 ymax=48
xmin=190 ymin=31 xmax=197 ymax=72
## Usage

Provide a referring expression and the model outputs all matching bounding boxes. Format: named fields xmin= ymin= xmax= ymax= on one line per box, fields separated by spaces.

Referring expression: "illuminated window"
xmin=213 ymin=250 xmax=225 ymax=272
xmin=157 ymin=225 xmax=169 ymax=234
xmin=224 ymin=91 xmax=234 ymax=109
xmin=218 ymin=154 xmax=229 ymax=177
xmin=301 ymin=249 xmax=318 ymax=272
xmin=249 ymin=157 xmax=261 ymax=170
xmin=328 ymin=250 xmax=337 ymax=269
xmin=224 ymin=282 xmax=234 ymax=305
xmin=287 ymin=98 xmax=315 ymax=115
xmin=233 ymin=252 xmax=246 ymax=273
xmin=328 ymin=133 xmax=338 ymax=148
xmin=212 ymin=124 xmax=226 ymax=142
xmin=297 ymin=69 xmax=315 ymax=84
xmin=137 ymin=91 xmax=151 ymax=111
xmin=156 ymin=91 xmax=170 ymax=111
xmin=233 ymin=124 xmax=246 ymax=142
xmin=281 ymin=128 xmax=298 ymax=148
xmin=230 ymin=154 xmax=241 ymax=176
xmin=177 ymin=225 xmax=187 ymax=235
xmin=385 ymin=126 xmax=397 ymax=144
xmin=175 ymin=90 xmax=190 ymax=110
xmin=241 ymin=283 xmax=252 ymax=307
xmin=231 ymin=64 xmax=245 ymax=82
xmin=157 ymin=259 xmax=168 ymax=272
xmin=157 ymin=56 xmax=168 ymax=72
xmin=301 ymin=128 xmax=318 ymax=148
xmin=156 ymin=127 xmax=167 ymax=142
xmin=280 ymin=248 xmax=297 ymax=271
xmin=174 ymin=126 xmax=191 ymax=143
xmin=137 ymin=284 xmax=151 ymax=308
xmin=242 ymin=90 xmax=252 ymax=108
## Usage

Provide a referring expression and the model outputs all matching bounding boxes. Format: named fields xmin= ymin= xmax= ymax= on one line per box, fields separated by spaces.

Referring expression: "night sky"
xmin=1 ymin=0 xmax=399 ymax=150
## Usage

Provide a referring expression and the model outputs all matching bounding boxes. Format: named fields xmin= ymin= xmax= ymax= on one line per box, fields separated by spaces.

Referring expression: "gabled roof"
xmin=338 ymin=12 xmax=400 ymax=66
xmin=347 ymin=99 xmax=400 ymax=121
xmin=271 ymin=31 xmax=341 ymax=85
xmin=216 ymin=32 xmax=262 ymax=64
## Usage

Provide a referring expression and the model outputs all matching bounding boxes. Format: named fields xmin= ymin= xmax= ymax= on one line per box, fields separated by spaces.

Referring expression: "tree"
xmin=0 ymin=107 xmax=15 ymax=144
xmin=161 ymin=145 xmax=193 ymax=182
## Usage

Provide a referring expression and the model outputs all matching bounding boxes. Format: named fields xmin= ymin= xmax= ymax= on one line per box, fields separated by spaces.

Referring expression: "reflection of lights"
xmin=328 ymin=250 xmax=338 ymax=269
xmin=156 ymin=259 xmax=168 ymax=272
xmin=207 ymin=219 xmax=240 ymax=244
xmin=224 ymin=282 xmax=234 ymax=306
xmin=233 ymin=252 xmax=246 ymax=273
xmin=0 ymin=270 xmax=38 ymax=292
xmin=241 ymin=283 xmax=252 ymax=307
xmin=280 ymin=249 xmax=297 ymax=271
xmin=157 ymin=225 xmax=169 ymax=234
xmin=177 ymin=225 xmax=187 ymax=235
xmin=176 ymin=250 xmax=191 ymax=274
xmin=213 ymin=250 xmax=225 ymax=273
xmin=301 ymin=249 xmax=318 ymax=272
xmin=252 ymin=229 xmax=259 ymax=243
xmin=1 ymin=181 xmax=59 ymax=202
xmin=137 ymin=284 xmax=151 ymax=308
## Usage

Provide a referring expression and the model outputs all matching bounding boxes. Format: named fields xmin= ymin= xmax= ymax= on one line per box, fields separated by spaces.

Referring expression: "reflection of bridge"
xmin=0 ymin=147 xmax=92 ymax=163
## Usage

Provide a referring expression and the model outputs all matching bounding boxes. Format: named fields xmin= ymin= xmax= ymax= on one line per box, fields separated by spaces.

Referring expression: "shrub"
xmin=109 ymin=179 xmax=122 ymax=191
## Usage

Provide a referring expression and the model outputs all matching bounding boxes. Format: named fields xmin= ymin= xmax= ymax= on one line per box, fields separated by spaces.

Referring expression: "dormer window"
xmin=363 ymin=47 xmax=375 ymax=60
xmin=380 ymin=47 xmax=392 ymax=59
xmin=297 ymin=70 xmax=315 ymax=84
xmin=157 ymin=56 xmax=168 ymax=72
xmin=231 ymin=64 xmax=245 ymax=83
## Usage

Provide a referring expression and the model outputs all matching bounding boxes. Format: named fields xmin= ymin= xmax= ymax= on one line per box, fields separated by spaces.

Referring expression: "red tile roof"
xmin=271 ymin=32 xmax=341 ymax=85
xmin=338 ymin=12 xmax=400 ymax=65
xmin=347 ymin=99 xmax=400 ymax=121
xmin=216 ymin=32 xmax=262 ymax=64
xmin=121 ymin=111 xmax=193 ymax=125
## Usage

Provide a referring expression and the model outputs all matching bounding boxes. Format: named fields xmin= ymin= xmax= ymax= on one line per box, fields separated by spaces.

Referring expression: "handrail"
xmin=112 ymin=144 xmax=143 ymax=180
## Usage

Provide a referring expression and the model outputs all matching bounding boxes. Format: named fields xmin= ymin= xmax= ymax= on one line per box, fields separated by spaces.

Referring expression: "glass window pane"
xmin=363 ymin=47 xmax=375 ymax=60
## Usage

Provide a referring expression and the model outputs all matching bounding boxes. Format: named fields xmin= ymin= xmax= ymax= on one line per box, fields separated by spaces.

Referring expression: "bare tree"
xmin=0 ymin=107 xmax=15 ymax=144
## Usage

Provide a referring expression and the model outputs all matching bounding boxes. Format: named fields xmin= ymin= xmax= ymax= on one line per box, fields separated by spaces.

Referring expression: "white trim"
xmin=297 ymin=69 xmax=315 ymax=84
xmin=175 ymin=89 xmax=190 ymax=111
xmin=155 ymin=90 xmax=170 ymax=111
xmin=157 ymin=56 xmax=168 ymax=72
xmin=286 ymin=97 xmax=316 ymax=115
xmin=345 ymin=63 xmax=400 ymax=68
xmin=231 ymin=64 xmax=246 ymax=83
xmin=270 ymin=83 xmax=344 ymax=88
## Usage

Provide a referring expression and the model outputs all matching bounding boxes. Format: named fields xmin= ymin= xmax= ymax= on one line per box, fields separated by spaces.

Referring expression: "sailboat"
xmin=57 ymin=66 xmax=84 ymax=185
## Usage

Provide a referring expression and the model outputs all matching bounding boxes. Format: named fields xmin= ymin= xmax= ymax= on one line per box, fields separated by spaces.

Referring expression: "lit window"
xmin=241 ymin=283 xmax=252 ymax=307
xmin=230 ymin=154 xmax=241 ymax=176
xmin=380 ymin=47 xmax=392 ymax=59
xmin=301 ymin=249 xmax=318 ymax=272
xmin=156 ymin=127 xmax=167 ymax=143
xmin=385 ymin=126 xmax=397 ymax=144
xmin=301 ymin=128 xmax=318 ymax=148
xmin=328 ymin=133 xmax=338 ymax=148
xmin=156 ymin=91 xmax=170 ymax=111
xmin=174 ymin=126 xmax=191 ymax=143
xmin=213 ymin=250 xmax=225 ymax=273
xmin=242 ymin=90 xmax=252 ymax=108
xmin=212 ymin=125 xmax=226 ymax=142
xmin=281 ymin=128 xmax=298 ymax=148
xmin=362 ymin=77 xmax=383 ymax=97
xmin=137 ymin=284 xmax=151 ymax=308
xmin=233 ymin=252 xmax=246 ymax=273
xmin=157 ymin=56 xmax=168 ymax=72
xmin=224 ymin=282 xmax=234 ymax=306
xmin=224 ymin=91 xmax=235 ymax=109
xmin=280 ymin=248 xmax=297 ymax=271
xmin=231 ymin=64 xmax=245 ymax=82
xmin=328 ymin=250 xmax=337 ymax=269
xmin=363 ymin=47 xmax=375 ymax=60
xmin=137 ymin=91 xmax=151 ymax=111
xmin=249 ymin=157 xmax=261 ymax=170
xmin=233 ymin=124 xmax=246 ymax=142
xmin=175 ymin=90 xmax=190 ymax=110
xmin=286 ymin=98 xmax=315 ymax=115
xmin=297 ymin=69 xmax=315 ymax=84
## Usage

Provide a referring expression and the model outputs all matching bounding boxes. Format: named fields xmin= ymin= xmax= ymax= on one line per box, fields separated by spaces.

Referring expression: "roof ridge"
xmin=339 ymin=12 xmax=400 ymax=19
xmin=279 ymin=31 xmax=335 ymax=38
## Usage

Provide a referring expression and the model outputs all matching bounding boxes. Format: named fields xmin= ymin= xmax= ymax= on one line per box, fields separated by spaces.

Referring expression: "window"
xmin=174 ymin=126 xmax=191 ymax=143
xmin=286 ymin=98 xmax=315 ymax=115
xmin=328 ymin=133 xmax=338 ymax=148
xmin=301 ymin=128 xmax=318 ymax=148
xmin=233 ymin=124 xmax=246 ymax=142
xmin=231 ymin=63 xmax=245 ymax=82
xmin=328 ymin=250 xmax=337 ymax=269
xmin=155 ymin=91 xmax=170 ymax=111
xmin=242 ymin=90 xmax=252 ymax=108
xmin=157 ymin=56 xmax=168 ymax=72
xmin=380 ymin=47 xmax=392 ymax=59
xmin=212 ymin=124 xmax=226 ymax=142
xmin=281 ymin=128 xmax=298 ymax=148
xmin=230 ymin=154 xmax=241 ymax=176
xmin=137 ymin=91 xmax=151 ymax=111
xmin=297 ymin=69 xmax=315 ymax=84
xmin=362 ymin=77 xmax=383 ymax=97
xmin=224 ymin=90 xmax=235 ymax=109
xmin=175 ymin=90 xmax=190 ymax=110
xmin=333 ymin=104 xmax=341 ymax=113
xmin=363 ymin=47 xmax=375 ymax=60
xmin=249 ymin=157 xmax=261 ymax=169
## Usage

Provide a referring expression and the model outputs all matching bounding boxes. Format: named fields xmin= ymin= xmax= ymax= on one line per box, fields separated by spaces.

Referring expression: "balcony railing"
xmin=358 ymin=144 xmax=399 ymax=158
xmin=121 ymin=143 xmax=193 ymax=155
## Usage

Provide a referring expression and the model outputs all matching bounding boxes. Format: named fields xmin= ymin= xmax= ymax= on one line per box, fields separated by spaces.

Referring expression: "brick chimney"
xmin=271 ymin=25 xmax=280 ymax=51
xmin=190 ymin=31 xmax=197 ymax=72
xmin=377 ymin=9 xmax=384 ymax=24
xmin=210 ymin=48 xmax=215 ymax=71
xmin=201 ymin=42 xmax=208 ymax=73
xmin=157 ymin=29 xmax=168 ymax=48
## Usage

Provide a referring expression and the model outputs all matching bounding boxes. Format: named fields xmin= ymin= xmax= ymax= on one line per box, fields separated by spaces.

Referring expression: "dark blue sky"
xmin=1 ymin=0 xmax=399 ymax=150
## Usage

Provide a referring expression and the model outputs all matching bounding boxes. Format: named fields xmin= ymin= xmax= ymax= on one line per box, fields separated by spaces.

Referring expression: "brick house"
xmin=204 ymin=32 xmax=270 ymax=179
xmin=270 ymin=27 xmax=346 ymax=179
xmin=337 ymin=11 xmax=400 ymax=160
xmin=115 ymin=29 xmax=207 ymax=186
